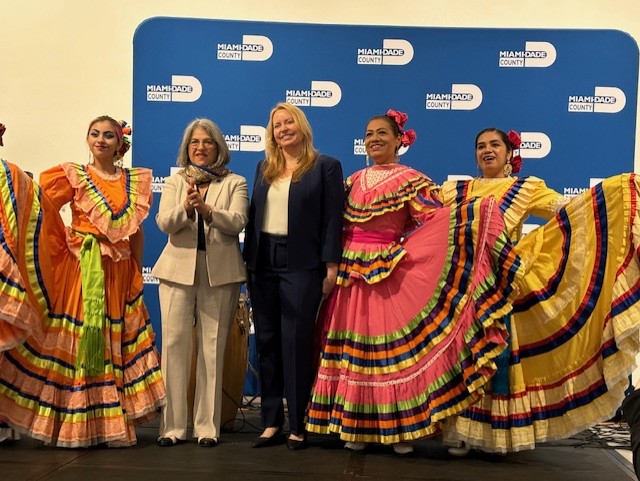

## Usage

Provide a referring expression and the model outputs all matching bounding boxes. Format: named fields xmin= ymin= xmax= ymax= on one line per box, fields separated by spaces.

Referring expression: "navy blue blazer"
xmin=243 ymin=154 xmax=344 ymax=272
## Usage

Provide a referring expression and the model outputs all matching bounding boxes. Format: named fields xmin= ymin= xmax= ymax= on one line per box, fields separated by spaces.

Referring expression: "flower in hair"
xmin=386 ymin=109 xmax=408 ymax=130
xmin=116 ymin=120 xmax=132 ymax=159
xmin=386 ymin=109 xmax=417 ymax=148
xmin=507 ymin=130 xmax=522 ymax=174
xmin=119 ymin=120 xmax=132 ymax=136
xmin=0 ymin=123 xmax=5 ymax=147
xmin=401 ymin=129 xmax=417 ymax=147
xmin=507 ymin=130 xmax=521 ymax=149
xmin=510 ymin=153 xmax=522 ymax=174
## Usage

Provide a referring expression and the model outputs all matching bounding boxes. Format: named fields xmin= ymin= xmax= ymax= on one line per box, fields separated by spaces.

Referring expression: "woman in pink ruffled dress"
xmin=306 ymin=110 xmax=523 ymax=455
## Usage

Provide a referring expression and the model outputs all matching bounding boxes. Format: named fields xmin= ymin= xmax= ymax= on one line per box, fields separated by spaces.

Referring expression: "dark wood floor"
xmin=0 ymin=401 xmax=635 ymax=481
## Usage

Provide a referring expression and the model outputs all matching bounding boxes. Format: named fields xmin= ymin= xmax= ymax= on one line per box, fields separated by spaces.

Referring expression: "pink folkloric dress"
xmin=306 ymin=164 xmax=524 ymax=444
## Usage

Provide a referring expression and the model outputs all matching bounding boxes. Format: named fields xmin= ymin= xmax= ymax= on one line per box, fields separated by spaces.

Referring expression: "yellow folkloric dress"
xmin=440 ymin=174 xmax=640 ymax=453
xmin=0 ymin=160 xmax=165 ymax=447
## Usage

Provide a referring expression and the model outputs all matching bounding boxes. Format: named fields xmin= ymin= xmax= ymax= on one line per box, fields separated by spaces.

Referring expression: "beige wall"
xmin=1 ymin=0 xmax=638 ymax=176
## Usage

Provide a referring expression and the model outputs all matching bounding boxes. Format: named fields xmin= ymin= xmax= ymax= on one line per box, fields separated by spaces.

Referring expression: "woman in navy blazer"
xmin=243 ymin=102 xmax=343 ymax=450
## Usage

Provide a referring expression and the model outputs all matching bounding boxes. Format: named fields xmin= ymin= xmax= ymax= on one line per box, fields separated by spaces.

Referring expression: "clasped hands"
xmin=184 ymin=180 xmax=212 ymax=221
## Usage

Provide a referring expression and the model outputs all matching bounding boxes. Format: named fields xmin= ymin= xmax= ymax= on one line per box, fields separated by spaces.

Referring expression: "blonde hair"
xmin=262 ymin=102 xmax=317 ymax=184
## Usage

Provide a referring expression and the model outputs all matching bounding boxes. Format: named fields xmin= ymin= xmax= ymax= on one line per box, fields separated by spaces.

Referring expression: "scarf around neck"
xmin=178 ymin=162 xmax=230 ymax=185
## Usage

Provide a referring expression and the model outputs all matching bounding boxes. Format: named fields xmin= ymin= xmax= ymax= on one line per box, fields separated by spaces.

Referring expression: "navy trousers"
xmin=249 ymin=233 xmax=323 ymax=435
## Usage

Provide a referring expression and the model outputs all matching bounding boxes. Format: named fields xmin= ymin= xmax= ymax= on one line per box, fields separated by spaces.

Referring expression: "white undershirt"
xmin=262 ymin=176 xmax=291 ymax=235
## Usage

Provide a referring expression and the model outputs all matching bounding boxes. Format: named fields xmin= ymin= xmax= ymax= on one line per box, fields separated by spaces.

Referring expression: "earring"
xmin=503 ymin=163 xmax=513 ymax=177
xmin=365 ymin=155 xmax=370 ymax=167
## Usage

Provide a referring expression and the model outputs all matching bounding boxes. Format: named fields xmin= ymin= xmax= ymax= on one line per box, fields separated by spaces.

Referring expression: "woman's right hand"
xmin=184 ymin=179 xmax=197 ymax=216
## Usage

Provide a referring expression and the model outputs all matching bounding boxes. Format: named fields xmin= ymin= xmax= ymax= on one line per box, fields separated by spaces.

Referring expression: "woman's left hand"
xmin=322 ymin=263 xmax=338 ymax=298
xmin=186 ymin=181 xmax=212 ymax=220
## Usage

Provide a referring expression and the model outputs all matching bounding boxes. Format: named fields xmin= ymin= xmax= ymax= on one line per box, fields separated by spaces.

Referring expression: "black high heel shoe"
xmin=286 ymin=434 xmax=308 ymax=451
xmin=251 ymin=427 xmax=286 ymax=448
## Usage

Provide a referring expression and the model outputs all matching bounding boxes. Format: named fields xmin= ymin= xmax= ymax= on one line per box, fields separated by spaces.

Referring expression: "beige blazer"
xmin=152 ymin=172 xmax=249 ymax=287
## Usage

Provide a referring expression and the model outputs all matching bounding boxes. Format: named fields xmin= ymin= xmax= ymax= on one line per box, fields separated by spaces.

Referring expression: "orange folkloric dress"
xmin=0 ymin=160 xmax=165 ymax=447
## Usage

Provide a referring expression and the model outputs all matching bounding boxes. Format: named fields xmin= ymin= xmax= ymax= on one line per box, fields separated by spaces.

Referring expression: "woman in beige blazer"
xmin=152 ymin=118 xmax=249 ymax=447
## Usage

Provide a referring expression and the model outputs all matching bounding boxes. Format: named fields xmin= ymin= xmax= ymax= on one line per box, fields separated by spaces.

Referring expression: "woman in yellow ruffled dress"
xmin=440 ymin=127 xmax=640 ymax=454
xmin=0 ymin=116 xmax=165 ymax=447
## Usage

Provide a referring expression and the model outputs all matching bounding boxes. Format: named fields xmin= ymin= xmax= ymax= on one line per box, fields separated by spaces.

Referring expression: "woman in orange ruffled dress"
xmin=306 ymin=111 xmax=524 ymax=455
xmin=0 ymin=116 xmax=165 ymax=447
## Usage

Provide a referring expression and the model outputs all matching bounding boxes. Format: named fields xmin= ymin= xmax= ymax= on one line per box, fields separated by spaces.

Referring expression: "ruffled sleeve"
xmin=39 ymin=164 xmax=74 ymax=211
xmin=526 ymin=176 xmax=569 ymax=219
xmin=501 ymin=177 xmax=567 ymax=241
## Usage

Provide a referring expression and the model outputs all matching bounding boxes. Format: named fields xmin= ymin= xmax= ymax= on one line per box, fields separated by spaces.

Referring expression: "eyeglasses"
xmin=189 ymin=139 xmax=216 ymax=148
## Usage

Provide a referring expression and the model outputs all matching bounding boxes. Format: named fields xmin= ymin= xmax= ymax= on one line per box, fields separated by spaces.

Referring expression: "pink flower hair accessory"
xmin=0 ymin=123 xmax=6 ymax=147
xmin=507 ymin=130 xmax=522 ymax=174
xmin=386 ymin=109 xmax=408 ymax=130
xmin=386 ymin=109 xmax=417 ymax=147
xmin=401 ymin=129 xmax=417 ymax=147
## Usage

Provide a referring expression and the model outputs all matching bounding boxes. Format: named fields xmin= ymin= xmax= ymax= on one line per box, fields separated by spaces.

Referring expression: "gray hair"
xmin=176 ymin=118 xmax=230 ymax=169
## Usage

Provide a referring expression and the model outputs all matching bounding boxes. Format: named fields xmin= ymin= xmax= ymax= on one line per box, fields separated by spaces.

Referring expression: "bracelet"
xmin=205 ymin=207 xmax=213 ymax=222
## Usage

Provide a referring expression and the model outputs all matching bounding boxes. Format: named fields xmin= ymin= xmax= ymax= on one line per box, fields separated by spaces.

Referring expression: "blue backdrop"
xmin=132 ymin=17 xmax=639 ymax=350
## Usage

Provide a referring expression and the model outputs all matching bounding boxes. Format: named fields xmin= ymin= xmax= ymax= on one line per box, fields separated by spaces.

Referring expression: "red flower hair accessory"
xmin=116 ymin=120 xmax=132 ymax=159
xmin=0 ymin=123 xmax=6 ymax=147
xmin=507 ymin=130 xmax=522 ymax=174
xmin=507 ymin=130 xmax=521 ymax=149
xmin=386 ymin=109 xmax=417 ymax=147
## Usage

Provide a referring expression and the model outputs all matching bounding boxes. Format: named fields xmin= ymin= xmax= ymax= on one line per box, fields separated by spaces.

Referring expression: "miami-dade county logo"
xmin=142 ymin=266 xmax=159 ymax=285
xmin=353 ymin=139 xmax=409 ymax=156
xmin=520 ymin=132 xmax=551 ymax=159
xmin=425 ymin=84 xmax=483 ymax=110
xmin=568 ymin=86 xmax=626 ymax=113
xmin=225 ymin=125 xmax=266 ymax=152
xmin=286 ymin=81 xmax=342 ymax=107
xmin=563 ymin=179 xmax=604 ymax=197
xmin=151 ymin=174 xmax=168 ymax=193
xmin=217 ymin=35 xmax=273 ymax=61
xmin=151 ymin=167 xmax=181 ymax=193
xmin=146 ymin=75 xmax=202 ymax=102
xmin=357 ymin=39 xmax=414 ymax=65
xmin=499 ymin=41 xmax=557 ymax=68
